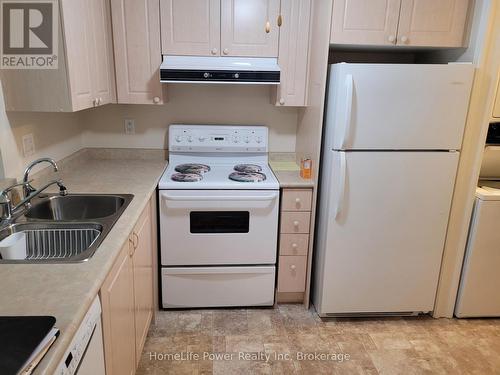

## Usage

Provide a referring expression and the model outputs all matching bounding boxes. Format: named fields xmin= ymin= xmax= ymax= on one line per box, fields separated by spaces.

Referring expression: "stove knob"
xmin=232 ymin=136 xmax=239 ymax=143
xmin=175 ymin=135 xmax=182 ymax=142
xmin=256 ymin=136 xmax=263 ymax=144
xmin=187 ymin=135 xmax=193 ymax=142
xmin=244 ymin=136 xmax=250 ymax=143
xmin=198 ymin=136 xmax=206 ymax=142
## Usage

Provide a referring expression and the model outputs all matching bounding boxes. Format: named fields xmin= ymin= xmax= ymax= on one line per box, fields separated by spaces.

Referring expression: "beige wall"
xmin=80 ymin=84 xmax=298 ymax=152
xmin=0 ymin=83 xmax=298 ymax=179
xmin=0 ymin=83 xmax=83 ymax=179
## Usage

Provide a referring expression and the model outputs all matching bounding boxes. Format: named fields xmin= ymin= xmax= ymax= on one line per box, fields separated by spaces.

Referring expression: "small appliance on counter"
xmin=158 ymin=125 xmax=280 ymax=308
xmin=455 ymin=123 xmax=500 ymax=317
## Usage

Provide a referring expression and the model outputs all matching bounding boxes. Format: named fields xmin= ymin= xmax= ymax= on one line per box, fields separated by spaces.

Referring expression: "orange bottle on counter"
xmin=300 ymin=158 xmax=312 ymax=179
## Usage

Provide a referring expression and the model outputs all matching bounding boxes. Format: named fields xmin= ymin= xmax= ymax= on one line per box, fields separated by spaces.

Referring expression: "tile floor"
xmin=136 ymin=305 xmax=500 ymax=374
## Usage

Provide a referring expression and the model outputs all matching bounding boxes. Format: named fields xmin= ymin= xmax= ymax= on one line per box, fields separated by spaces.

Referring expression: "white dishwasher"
xmin=55 ymin=296 xmax=106 ymax=374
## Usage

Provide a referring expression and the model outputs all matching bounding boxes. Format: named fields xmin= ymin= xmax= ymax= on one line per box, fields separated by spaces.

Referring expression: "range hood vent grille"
xmin=160 ymin=55 xmax=280 ymax=85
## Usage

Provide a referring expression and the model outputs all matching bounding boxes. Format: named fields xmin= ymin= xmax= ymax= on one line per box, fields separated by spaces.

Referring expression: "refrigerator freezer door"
xmin=326 ymin=64 xmax=474 ymax=151
xmin=313 ymin=151 xmax=459 ymax=316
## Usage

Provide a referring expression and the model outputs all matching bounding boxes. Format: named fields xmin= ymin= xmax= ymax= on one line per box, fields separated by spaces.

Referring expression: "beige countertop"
xmin=269 ymin=153 xmax=315 ymax=188
xmin=0 ymin=149 xmax=167 ymax=374
xmin=272 ymin=169 xmax=315 ymax=188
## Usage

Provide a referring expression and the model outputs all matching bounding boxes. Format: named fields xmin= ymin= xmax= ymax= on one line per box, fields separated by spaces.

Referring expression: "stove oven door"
xmin=160 ymin=190 xmax=279 ymax=265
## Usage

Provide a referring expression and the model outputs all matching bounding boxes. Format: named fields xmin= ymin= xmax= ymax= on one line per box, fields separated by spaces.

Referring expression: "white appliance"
xmin=313 ymin=63 xmax=474 ymax=317
xmin=455 ymin=125 xmax=500 ymax=317
xmin=55 ymin=296 xmax=105 ymax=375
xmin=158 ymin=125 xmax=280 ymax=308
xmin=160 ymin=56 xmax=280 ymax=84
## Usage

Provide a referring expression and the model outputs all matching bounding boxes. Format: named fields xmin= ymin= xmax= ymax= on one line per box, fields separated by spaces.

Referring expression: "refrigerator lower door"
xmin=313 ymin=151 xmax=459 ymax=316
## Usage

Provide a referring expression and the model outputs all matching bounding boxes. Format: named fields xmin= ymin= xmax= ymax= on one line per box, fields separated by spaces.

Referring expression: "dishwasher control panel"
xmin=55 ymin=296 xmax=102 ymax=375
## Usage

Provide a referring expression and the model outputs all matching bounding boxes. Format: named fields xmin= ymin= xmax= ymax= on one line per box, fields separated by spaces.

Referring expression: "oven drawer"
xmin=160 ymin=190 xmax=279 ymax=265
xmin=161 ymin=266 xmax=276 ymax=308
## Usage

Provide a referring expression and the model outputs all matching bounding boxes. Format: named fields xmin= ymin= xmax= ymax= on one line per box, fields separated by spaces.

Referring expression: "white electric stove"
xmin=158 ymin=125 xmax=279 ymax=308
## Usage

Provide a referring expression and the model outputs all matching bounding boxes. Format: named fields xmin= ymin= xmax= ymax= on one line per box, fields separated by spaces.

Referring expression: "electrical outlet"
xmin=22 ymin=133 xmax=35 ymax=157
xmin=124 ymin=119 xmax=135 ymax=135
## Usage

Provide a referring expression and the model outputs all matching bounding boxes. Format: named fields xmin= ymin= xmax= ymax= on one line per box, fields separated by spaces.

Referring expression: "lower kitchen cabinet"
xmin=100 ymin=198 xmax=155 ymax=375
xmin=100 ymin=242 xmax=136 ymax=375
xmin=131 ymin=202 xmax=154 ymax=364
xmin=277 ymin=188 xmax=313 ymax=303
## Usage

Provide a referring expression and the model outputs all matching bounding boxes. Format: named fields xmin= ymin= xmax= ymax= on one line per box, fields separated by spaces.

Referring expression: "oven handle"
xmin=161 ymin=193 xmax=278 ymax=201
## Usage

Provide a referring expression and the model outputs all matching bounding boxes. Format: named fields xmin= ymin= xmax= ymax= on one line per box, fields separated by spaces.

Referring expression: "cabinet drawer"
xmin=278 ymin=256 xmax=307 ymax=292
xmin=279 ymin=234 xmax=309 ymax=256
xmin=280 ymin=212 xmax=311 ymax=234
xmin=282 ymin=189 xmax=312 ymax=211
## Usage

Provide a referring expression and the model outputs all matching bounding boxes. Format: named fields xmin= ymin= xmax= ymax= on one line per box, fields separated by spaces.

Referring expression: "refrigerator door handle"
xmin=341 ymin=75 xmax=354 ymax=149
xmin=335 ymin=152 xmax=347 ymax=220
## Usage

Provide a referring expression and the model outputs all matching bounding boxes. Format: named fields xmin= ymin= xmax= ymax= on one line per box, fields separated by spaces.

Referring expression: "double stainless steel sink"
xmin=0 ymin=194 xmax=133 ymax=263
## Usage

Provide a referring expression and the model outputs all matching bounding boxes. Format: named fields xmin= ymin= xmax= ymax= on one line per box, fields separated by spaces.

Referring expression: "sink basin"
xmin=25 ymin=194 xmax=129 ymax=220
xmin=0 ymin=193 xmax=133 ymax=263
xmin=0 ymin=222 xmax=103 ymax=262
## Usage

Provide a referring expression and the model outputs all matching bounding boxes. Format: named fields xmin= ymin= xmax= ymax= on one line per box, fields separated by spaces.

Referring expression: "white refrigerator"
xmin=313 ymin=63 xmax=474 ymax=317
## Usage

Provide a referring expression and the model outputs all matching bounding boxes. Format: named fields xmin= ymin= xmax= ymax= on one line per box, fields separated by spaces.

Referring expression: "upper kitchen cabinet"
xmin=220 ymin=0 xmax=280 ymax=57
xmin=160 ymin=0 xmax=280 ymax=57
xmin=274 ymin=0 xmax=311 ymax=106
xmin=397 ymin=0 xmax=470 ymax=47
xmin=330 ymin=0 xmax=401 ymax=46
xmin=160 ymin=0 xmax=221 ymax=56
xmin=0 ymin=0 xmax=115 ymax=112
xmin=111 ymin=0 xmax=165 ymax=104
xmin=330 ymin=0 xmax=470 ymax=48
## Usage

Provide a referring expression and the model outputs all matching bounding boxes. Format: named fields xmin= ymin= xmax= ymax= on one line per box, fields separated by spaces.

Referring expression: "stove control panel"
xmin=169 ymin=125 xmax=268 ymax=152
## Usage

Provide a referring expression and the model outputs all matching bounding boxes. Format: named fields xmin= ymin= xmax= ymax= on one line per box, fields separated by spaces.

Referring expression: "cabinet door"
xmin=161 ymin=0 xmax=220 ymax=56
xmin=330 ymin=0 xmax=401 ymax=46
xmin=89 ymin=0 xmax=116 ymax=105
xmin=131 ymin=203 xmax=154 ymax=364
xmin=100 ymin=243 xmax=136 ymax=375
xmin=111 ymin=0 xmax=164 ymax=104
xmin=60 ymin=0 xmax=95 ymax=110
xmin=397 ymin=0 xmax=469 ymax=47
xmin=275 ymin=0 xmax=311 ymax=106
xmin=221 ymin=0 xmax=280 ymax=57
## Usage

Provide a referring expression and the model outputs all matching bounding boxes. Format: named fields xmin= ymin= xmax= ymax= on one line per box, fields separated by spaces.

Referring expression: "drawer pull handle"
xmin=295 ymin=198 xmax=301 ymax=204
xmin=292 ymin=243 xmax=298 ymax=249
xmin=293 ymin=221 xmax=299 ymax=227
xmin=290 ymin=264 xmax=296 ymax=270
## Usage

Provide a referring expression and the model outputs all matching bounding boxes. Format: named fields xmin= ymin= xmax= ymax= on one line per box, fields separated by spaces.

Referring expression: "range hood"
xmin=160 ymin=55 xmax=280 ymax=84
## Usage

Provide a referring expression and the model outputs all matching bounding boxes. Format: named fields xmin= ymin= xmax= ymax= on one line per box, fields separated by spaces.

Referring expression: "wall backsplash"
xmin=80 ymin=84 xmax=298 ymax=153
xmin=1 ymin=83 xmax=298 ymax=178
xmin=0 ymin=83 xmax=83 ymax=178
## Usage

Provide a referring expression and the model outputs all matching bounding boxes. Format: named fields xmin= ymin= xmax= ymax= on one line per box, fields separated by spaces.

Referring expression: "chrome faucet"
xmin=23 ymin=157 xmax=59 ymax=198
xmin=0 ymin=179 xmax=67 ymax=223
xmin=0 ymin=158 xmax=68 ymax=224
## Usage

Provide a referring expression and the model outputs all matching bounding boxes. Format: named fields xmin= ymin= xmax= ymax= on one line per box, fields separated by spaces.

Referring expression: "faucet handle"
xmin=0 ymin=180 xmax=34 ymax=197
xmin=0 ymin=180 xmax=32 ymax=222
